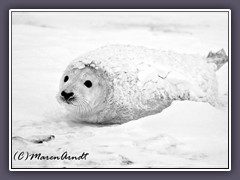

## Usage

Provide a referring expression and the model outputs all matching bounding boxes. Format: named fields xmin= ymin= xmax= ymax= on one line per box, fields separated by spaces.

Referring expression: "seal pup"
xmin=57 ymin=45 xmax=228 ymax=124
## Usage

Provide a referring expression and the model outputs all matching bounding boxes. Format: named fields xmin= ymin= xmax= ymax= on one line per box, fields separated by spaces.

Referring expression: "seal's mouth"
xmin=57 ymin=92 xmax=94 ymax=117
xmin=59 ymin=96 xmax=76 ymax=105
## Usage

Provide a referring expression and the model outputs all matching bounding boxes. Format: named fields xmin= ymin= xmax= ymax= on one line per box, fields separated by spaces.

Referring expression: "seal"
xmin=57 ymin=45 xmax=227 ymax=124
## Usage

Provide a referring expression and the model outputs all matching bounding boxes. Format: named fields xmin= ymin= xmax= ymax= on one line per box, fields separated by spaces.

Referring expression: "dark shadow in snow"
xmin=66 ymin=118 xmax=120 ymax=128
xmin=12 ymin=135 xmax=55 ymax=144
xmin=120 ymin=155 xmax=134 ymax=166
xmin=64 ymin=114 xmax=121 ymax=128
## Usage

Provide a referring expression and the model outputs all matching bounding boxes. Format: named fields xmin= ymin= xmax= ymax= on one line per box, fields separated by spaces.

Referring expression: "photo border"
xmin=9 ymin=9 xmax=231 ymax=171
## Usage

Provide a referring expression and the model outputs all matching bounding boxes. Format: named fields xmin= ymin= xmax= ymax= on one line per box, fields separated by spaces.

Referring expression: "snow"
xmin=11 ymin=12 xmax=229 ymax=168
xmin=217 ymin=63 xmax=229 ymax=96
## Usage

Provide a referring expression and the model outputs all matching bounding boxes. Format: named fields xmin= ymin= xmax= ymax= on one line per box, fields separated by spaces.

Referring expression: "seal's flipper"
xmin=206 ymin=49 xmax=228 ymax=70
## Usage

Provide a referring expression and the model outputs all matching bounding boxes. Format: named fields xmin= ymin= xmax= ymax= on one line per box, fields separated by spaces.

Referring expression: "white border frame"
xmin=9 ymin=9 xmax=231 ymax=171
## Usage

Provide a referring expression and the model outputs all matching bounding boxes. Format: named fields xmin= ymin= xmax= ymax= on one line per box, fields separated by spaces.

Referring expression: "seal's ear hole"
xmin=84 ymin=80 xmax=92 ymax=88
xmin=64 ymin=76 xmax=69 ymax=82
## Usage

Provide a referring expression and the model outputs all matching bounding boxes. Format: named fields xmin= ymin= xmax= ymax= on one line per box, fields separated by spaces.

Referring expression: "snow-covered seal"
xmin=57 ymin=45 xmax=228 ymax=124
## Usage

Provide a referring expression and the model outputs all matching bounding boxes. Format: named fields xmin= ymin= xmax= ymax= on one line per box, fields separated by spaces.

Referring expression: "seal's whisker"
xmin=74 ymin=97 xmax=92 ymax=116
xmin=81 ymin=99 xmax=92 ymax=114
xmin=79 ymin=100 xmax=87 ymax=114
xmin=73 ymin=96 xmax=88 ymax=115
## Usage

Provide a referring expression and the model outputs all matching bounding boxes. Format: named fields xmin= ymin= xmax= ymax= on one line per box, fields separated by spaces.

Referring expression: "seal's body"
xmin=57 ymin=45 xmax=226 ymax=124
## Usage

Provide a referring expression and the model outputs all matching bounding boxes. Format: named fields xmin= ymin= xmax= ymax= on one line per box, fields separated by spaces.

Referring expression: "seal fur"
xmin=57 ymin=45 xmax=224 ymax=124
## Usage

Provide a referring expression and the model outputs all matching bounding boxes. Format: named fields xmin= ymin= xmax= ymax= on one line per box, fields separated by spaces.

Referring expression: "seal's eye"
xmin=84 ymin=80 xmax=92 ymax=88
xmin=64 ymin=76 xmax=69 ymax=82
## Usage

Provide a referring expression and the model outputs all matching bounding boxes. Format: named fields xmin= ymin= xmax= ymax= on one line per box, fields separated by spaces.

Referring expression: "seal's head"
xmin=57 ymin=62 xmax=109 ymax=121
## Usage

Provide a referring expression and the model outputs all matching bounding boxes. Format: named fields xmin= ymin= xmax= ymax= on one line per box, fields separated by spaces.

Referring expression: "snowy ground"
xmin=11 ymin=12 xmax=229 ymax=168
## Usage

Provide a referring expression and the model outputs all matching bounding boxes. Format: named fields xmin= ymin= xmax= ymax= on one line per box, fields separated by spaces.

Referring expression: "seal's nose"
xmin=61 ymin=91 xmax=74 ymax=100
